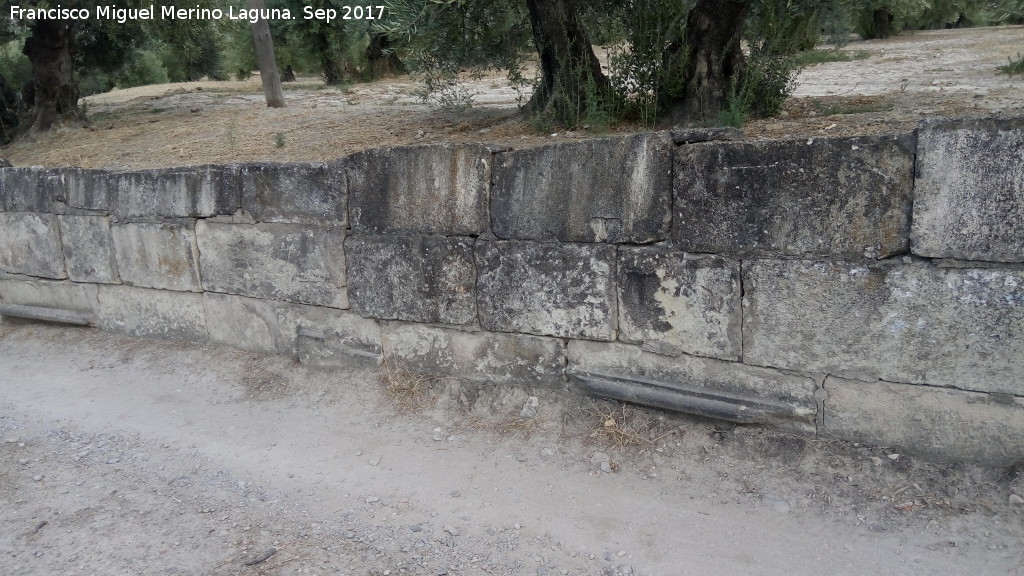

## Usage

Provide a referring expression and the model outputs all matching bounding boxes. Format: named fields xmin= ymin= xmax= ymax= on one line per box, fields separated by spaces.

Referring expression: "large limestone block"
xmin=0 ymin=167 xmax=69 ymax=212
xmin=912 ymin=118 xmax=1024 ymax=262
xmin=111 ymin=222 xmax=202 ymax=292
xmin=239 ymin=163 xmax=346 ymax=224
xmin=0 ymin=212 xmax=66 ymax=279
xmin=0 ymin=275 xmax=98 ymax=315
xmin=476 ymin=241 xmax=617 ymax=340
xmin=203 ymin=292 xmax=278 ymax=354
xmin=568 ymin=340 xmax=818 ymax=433
xmin=345 ymin=144 xmax=490 ymax=235
xmin=196 ymin=221 xmax=347 ymax=309
xmin=111 ymin=166 xmax=239 ymax=219
xmin=491 ymin=133 xmax=672 ymax=243
xmin=58 ymin=215 xmax=119 ymax=284
xmin=744 ymin=259 xmax=1024 ymax=395
xmin=617 ymin=247 xmax=741 ymax=360
xmin=823 ymin=377 xmax=1024 ymax=465
xmin=674 ymin=135 xmax=914 ymax=258
xmin=0 ymin=167 xmax=113 ymax=214
xmin=276 ymin=303 xmax=382 ymax=366
xmin=346 ymin=235 xmax=477 ymax=324
xmin=96 ymin=285 xmax=207 ymax=341
xmin=381 ymin=322 xmax=565 ymax=386
xmin=65 ymin=168 xmax=113 ymax=213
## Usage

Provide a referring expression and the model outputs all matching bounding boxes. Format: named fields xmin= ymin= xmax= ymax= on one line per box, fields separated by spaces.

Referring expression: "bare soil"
xmin=1 ymin=322 xmax=1023 ymax=576
xmin=1 ymin=26 xmax=1022 ymax=169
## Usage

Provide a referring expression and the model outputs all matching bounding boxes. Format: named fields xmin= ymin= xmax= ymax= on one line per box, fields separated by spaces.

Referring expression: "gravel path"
xmin=1 ymin=322 xmax=1022 ymax=576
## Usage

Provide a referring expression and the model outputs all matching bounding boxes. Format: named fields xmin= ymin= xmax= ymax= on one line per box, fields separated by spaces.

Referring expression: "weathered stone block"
xmin=381 ymin=322 xmax=565 ymax=386
xmin=0 ymin=275 xmax=98 ymax=315
xmin=203 ymin=292 xmax=278 ymax=354
xmin=58 ymin=215 xmax=120 ymax=284
xmin=823 ymin=377 xmax=1024 ymax=465
xmin=568 ymin=340 xmax=818 ymax=433
xmin=744 ymin=259 xmax=1024 ymax=395
xmin=111 ymin=222 xmax=201 ymax=292
xmin=476 ymin=241 xmax=617 ymax=340
xmin=346 ymin=235 xmax=476 ymax=324
xmin=111 ymin=166 xmax=239 ymax=219
xmin=65 ymin=168 xmax=113 ymax=213
xmin=674 ymin=135 xmax=914 ymax=258
xmin=345 ymin=144 xmax=490 ymax=235
xmin=670 ymin=126 xmax=744 ymax=144
xmin=491 ymin=133 xmax=672 ymax=243
xmin=240 ymin=163 xmax=346 ymax=224
xmin=0 ymin=167 xmax=68 ymax=212
xmin=912 ymin=118 xmax=1024 ymax=262
xmin=0 ymin=212 xmax=66 ymax=279
xmin=96 ymin=285 xmax=207 ymax=341
xmin=276 ymin=303 xmax=382 ymax=367
xmin=617 ymin=248 xmax=741 ymax=360
xmin=196 ymin=221 xmax=347 ymax=308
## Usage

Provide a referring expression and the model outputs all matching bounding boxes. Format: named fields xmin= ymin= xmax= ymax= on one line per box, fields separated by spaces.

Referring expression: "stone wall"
xmin=2 ymin=118 xmax=1022 ymax=464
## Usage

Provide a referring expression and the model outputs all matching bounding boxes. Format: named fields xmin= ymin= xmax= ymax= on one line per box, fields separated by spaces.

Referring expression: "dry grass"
xmin=491 ymin=415 xmax=540 ymax=440
xmin=377 ymin=357 xmax=440 ymax=414
xmin=580 ymin=400 xmax=676 ymax=451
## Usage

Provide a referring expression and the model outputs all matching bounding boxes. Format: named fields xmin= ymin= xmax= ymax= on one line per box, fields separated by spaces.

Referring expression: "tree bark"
xmin=365 ymin=33 xmax=405 ymax=79
xmin=248 ymin=0 xmax=286 ymax=108
xmin=664 ymin=0 xmax=752 ymax=125
xmin=21 ymin=19 xmax=80 ymax=134
xmin=0 ymin=73 xmax=22 ymax=144
xmin=871 ymin=8 xmax=895 ymax=39
xmin=523 ymin=0 xmax=610 ymax=127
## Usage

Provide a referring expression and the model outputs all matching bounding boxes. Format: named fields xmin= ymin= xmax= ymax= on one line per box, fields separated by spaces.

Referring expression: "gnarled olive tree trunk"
xmin=523 ymin=0 xmax=611 ymax=127
xmin=21 ymin=19 xmax=81 ymax=134
xmin=365 ymin=32 xmax=405 ymax=79
xmin=664 ymin=0 xmax=753 ymax=125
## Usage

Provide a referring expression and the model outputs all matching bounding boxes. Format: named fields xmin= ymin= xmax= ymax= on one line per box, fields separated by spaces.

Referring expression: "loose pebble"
xmin=520 ymin=396 xmax=539 ymax=419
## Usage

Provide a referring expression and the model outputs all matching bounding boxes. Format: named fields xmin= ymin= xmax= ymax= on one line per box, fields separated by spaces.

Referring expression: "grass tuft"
xmin=998 ymin=53 xmax=1024 ymax=76
xmin=580 ymin=401 xmax=676 ymax=451
xmin=378 ymin=357 xmax=439 ymax=414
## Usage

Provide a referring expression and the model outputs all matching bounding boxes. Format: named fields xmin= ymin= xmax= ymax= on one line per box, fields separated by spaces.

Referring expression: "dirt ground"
xmin=1 ymin=26 xmax=1023 ymax=169
xmin=1 ymin=322 xmax=1023 ymax=576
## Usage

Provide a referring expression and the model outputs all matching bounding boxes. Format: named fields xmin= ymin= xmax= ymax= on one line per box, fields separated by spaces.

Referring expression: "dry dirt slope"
xmin=0 ymin=26 xmax=1022 ymax=169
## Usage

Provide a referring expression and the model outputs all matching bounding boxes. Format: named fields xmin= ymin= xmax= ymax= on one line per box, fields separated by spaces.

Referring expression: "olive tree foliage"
xmin=382 ymin=0 xmax=816 ymax=128
xmin=378 ymin=0 xmax=533 ymax=108
xmin=378 ymin=0 xmax=1024 ymax=128
xmin=823 ymin=0 xmax=1024 ymax=39
xmin=267 ymin=0 xmax=404 ymax=85
xmin=0 ymin=0 xmax=225 ymax=139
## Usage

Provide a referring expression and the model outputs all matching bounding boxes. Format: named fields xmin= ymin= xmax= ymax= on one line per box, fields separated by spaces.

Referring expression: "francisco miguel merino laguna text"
xmin=7 ymin=5 xmax=384 ymax=24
